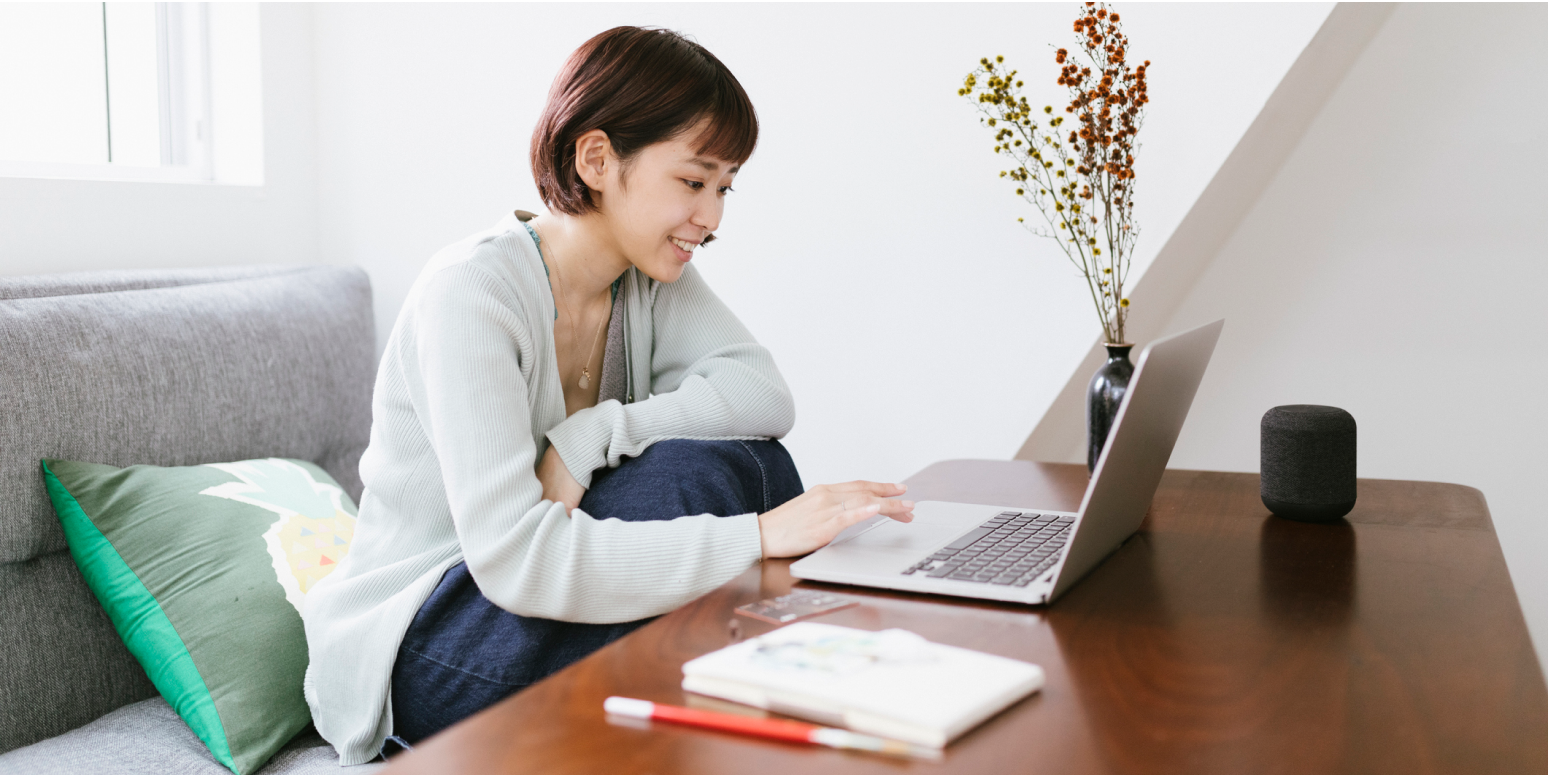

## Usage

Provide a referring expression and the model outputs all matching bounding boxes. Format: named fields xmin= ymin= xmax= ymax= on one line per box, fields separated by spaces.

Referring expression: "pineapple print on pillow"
xmin=201 ymin=458 xmax=357 ymax=614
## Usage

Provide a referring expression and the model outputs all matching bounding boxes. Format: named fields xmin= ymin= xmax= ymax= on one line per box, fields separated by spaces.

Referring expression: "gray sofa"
xmin=0 ymin=266 xmax=381 ymax=773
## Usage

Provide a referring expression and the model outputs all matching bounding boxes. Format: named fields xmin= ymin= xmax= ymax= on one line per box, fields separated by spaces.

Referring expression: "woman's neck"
xmin=529 ymin=212 xmax=630 ymax=308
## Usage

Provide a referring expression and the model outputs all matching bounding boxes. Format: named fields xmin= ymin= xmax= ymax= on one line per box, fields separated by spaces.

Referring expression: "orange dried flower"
xmin=957 ymin=1 xmax=1144 ymax=344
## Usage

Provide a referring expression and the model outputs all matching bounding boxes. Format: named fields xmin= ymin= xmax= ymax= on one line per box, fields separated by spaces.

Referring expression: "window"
xmin=0 ymin=2 xmax=262 ymax=184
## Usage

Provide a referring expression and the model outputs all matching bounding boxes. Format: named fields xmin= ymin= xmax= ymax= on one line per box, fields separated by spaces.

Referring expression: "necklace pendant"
xmin=579 ymin=369 xmax=590 ymax=389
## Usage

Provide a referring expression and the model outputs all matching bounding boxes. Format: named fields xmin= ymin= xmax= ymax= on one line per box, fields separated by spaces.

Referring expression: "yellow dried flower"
xmin=959 ymin=13 xmax=1146 ymax=345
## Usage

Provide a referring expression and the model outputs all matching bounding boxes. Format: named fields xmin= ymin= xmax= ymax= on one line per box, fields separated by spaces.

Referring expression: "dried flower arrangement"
xmin=959 ymin=2 xmax=1149 ymax=345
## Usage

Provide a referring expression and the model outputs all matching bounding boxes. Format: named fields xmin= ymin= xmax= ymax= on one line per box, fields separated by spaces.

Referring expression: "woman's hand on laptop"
xmin=757 ymin=482 xmax=915 ymax=558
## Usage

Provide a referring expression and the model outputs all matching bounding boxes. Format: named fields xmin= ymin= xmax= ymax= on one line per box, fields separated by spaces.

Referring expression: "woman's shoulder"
xmin=411 ymin=212 xmax=551 ymax=316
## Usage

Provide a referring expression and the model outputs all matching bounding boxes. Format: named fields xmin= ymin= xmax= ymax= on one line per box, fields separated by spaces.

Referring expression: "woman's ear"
xmin=573 ymin=129 xmax=612 ymax=194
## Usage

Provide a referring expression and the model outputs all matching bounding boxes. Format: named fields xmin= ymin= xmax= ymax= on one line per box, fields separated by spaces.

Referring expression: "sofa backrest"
xmin=0 ymin=266 xmax=375 ymax=753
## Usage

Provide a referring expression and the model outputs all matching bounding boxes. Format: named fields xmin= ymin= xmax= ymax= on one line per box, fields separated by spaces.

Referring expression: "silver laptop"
xmin=790 ymin=319 xmax=1223 ymax=605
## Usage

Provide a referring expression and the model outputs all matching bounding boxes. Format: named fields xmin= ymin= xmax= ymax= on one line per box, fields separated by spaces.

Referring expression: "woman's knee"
xmin=581 ymin=439 xmax=802 ymax=521
xmin=729 ymin=440 xmax=803 ymax=512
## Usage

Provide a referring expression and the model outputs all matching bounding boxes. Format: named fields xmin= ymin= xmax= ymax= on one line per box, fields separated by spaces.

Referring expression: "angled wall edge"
xmin=1014 ymin=1 xmax=1397 ymax=464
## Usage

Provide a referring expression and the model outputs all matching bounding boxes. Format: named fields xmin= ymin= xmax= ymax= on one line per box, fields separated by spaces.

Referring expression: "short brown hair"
xmin=530 ymin=27 xmax=759 ymax=216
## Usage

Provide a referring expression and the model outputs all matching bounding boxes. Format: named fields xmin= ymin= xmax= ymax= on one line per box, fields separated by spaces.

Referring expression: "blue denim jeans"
xmin=387 ymin=438 xmax=803 ymax=750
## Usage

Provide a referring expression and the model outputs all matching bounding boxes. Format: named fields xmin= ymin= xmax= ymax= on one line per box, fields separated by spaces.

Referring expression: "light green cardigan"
xmin=301 ymin=212 xmax=796 ymax=764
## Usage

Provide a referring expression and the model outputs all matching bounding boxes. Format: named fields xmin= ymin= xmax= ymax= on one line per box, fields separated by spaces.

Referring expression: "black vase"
xmin=1086 ymin=343 xmax=1135 ymax=472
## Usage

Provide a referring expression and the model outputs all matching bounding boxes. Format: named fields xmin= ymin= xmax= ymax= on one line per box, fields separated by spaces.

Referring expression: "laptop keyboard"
xmin=901 ymin=511 xmax=1074 ymax=587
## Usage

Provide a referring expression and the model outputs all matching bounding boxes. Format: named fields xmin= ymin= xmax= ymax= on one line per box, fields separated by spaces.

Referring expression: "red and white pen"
xmin=603 ymin=696 xmax=940 ymax=760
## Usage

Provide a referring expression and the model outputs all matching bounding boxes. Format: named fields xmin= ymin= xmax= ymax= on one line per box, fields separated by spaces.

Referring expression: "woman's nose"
xmin=692 ymin=198 xmax=722 ymax=237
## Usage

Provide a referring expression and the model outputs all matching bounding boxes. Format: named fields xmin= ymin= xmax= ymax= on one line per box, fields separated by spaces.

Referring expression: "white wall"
xmin=0 ymin=4 xmax=318 ymax=276
xmin=1157 ymin=3 xmax=1548 ymax=666
xmin=312 ymin=2 xmax=1330 ymax=491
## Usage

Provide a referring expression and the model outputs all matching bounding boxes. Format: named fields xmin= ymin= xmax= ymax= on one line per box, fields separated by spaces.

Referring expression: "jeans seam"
xmin=400 ymin=642 xmax=530 ymax=688
xmin=736 ymin=440 xmax=771 ymax=512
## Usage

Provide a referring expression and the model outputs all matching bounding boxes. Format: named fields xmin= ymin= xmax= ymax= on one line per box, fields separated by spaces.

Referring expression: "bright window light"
xmin=0 ymin=3 xmax=109 ymax=166
xmin=107 ymin=3 xmax=163 ymax=167
xmin=0 ymin=2 xmax=263 ymax=184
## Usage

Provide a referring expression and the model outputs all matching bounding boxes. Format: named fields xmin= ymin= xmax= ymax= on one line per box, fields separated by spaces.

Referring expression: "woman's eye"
xmin=684 ymin=180 xmax=705 ymax=191
xmin=718 ymin=186 xmax=734 ymax=195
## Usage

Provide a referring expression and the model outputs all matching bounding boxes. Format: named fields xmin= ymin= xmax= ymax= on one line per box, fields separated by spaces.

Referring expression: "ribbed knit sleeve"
xmin=544 ymin=263 xmax=796 ymax=488
xmin=414 ymin=262 xmax=763 ymax=623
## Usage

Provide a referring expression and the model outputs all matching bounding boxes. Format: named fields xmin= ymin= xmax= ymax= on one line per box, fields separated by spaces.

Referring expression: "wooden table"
xmin=382 ymin=460 xmax=1548 ymax=774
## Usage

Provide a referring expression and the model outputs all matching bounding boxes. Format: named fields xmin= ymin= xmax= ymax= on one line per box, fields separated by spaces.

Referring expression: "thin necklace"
xmin=535 ymin=223 xmax=607 ymax=390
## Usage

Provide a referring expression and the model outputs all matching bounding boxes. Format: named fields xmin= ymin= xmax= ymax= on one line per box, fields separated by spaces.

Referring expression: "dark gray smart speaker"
xmin=1260 ymin=405 xmax=1356 ymax=522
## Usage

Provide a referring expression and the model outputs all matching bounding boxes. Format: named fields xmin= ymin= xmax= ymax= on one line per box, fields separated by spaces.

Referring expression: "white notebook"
xmin=680 ymin=622 xmax=1044 ymax=748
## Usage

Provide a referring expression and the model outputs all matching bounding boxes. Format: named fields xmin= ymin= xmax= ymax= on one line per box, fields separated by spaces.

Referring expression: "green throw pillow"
xmin=41 ymin=457 xmax=359 ymax=775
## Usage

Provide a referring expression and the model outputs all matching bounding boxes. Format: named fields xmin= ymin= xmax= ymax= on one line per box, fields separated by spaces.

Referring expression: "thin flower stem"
xmin=962 ymin=5 xmax=1144 ymax=345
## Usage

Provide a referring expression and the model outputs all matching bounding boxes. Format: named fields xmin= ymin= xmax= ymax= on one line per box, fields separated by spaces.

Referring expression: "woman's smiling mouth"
xmin=669 ymin=236 xmax=698 ymax=260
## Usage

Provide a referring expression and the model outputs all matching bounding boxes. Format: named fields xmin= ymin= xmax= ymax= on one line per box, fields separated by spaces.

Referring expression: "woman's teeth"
xmin=670 ymin=237 xmax=697 ymax=253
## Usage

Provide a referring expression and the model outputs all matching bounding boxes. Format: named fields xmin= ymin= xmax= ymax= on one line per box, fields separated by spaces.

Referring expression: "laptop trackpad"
xmin=841 ymin=517 xmax=962 ymax=554
xmin=794 ymin=503 xmax=1006 ymax=579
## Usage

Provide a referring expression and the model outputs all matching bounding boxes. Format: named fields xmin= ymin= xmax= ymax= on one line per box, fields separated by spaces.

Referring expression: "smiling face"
xmin=597 ymin=126 xmax=740 ymax=283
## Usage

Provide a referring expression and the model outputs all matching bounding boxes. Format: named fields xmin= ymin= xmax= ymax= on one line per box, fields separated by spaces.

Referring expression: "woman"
xmin=301 ymin=26 xmax=915 ymax=764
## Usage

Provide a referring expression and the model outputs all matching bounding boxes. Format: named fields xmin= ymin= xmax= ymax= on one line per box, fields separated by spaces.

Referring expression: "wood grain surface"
xmin=381 ymin=460 xmax=1548 ymax=774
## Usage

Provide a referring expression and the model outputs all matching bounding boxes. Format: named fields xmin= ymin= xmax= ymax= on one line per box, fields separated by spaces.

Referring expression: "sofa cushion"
xmin=0 ymin=550 xmax=158 ymax=747
xmin=0 ymin=266 xmax=374 ymax=754
xmin=0 ymin=697 xmax=381 ymax=775
xmin=42 ymin=457 xmax=360 ymax=775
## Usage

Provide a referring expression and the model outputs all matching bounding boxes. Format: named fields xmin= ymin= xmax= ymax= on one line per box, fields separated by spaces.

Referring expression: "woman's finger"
xmin=880 ymin=498 xmax=916 ymax=522
xmin=831 ymin=495 xmax=915 ymax=529
xmin=828 ymin=500 xmax=883 ymax=532
xmin=868 ymin=496 xmax=915 ymax=523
